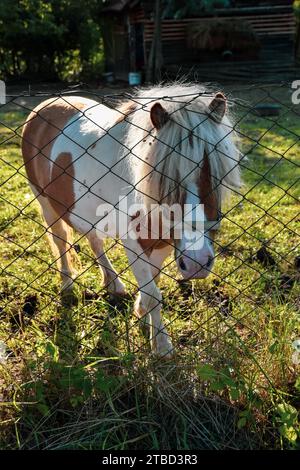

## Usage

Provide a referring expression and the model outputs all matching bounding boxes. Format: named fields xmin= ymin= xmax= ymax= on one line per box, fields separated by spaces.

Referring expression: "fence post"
xmin=0 ymin=80 xmax=6 ymax=104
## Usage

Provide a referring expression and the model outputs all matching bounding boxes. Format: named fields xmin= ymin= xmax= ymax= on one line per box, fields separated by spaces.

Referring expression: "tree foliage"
xmin=0 ymin=0 xmax=105 ymax=81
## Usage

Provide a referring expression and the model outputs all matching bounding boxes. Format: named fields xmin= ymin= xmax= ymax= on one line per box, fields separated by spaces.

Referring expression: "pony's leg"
xmin=39 ymin=197 xmax=75 ymax=292
xmin=139 ymin=245 xmax=172 ymax=337
xmin=149 ymin=245 xmax=173 ymax=284
xmin=86 ymin=231 xmax=126 ymax=296
xmin=123 ymin=239 xmax=173 ymax=359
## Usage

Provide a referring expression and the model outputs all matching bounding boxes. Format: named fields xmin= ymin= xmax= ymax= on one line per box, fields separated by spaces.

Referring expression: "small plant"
xmin=197 ymin=363 xmax=260 ymax=429
xmin=274 ymin=402 xmax=299 ymax=448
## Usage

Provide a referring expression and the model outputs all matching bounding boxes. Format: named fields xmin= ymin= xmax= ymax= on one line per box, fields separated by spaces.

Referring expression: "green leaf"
xmin=237 ymin=417 xmax=247 ymax=429
xmin=82 ymin=377 xmax=93 ymax=399
xmin=269 ymin=341 xmax=278 ymax=354
xmin=279 ymin=425 xmax=298 ymax=443
xmin=210 ymin=380 xmax=226 ymax=392
xmin=37 ymin=403 xmax=49 ymax=417
xmin=70 ymin=395 xmax=84 ymax=408
xmin=59 ymin=366 xmax=87 ymax=390
xmin=95 ymin=371 xmax=119 ymax=393
xmin=197 ymin=364 xmax=218 ymax=381
xmin=45 ymin=341 xmax=59 ymax=362
xmin=276 ymin=403 xmax=298 ymax=426
xmin=229 ymin=387 xmax=241 ymax=401
xmin=221 ymin=374 xmax=237 ymax=388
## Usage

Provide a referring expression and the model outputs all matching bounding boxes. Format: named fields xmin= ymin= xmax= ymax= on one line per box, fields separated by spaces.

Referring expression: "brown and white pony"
xmin=21 ymin=84 xmax=241 ymax=358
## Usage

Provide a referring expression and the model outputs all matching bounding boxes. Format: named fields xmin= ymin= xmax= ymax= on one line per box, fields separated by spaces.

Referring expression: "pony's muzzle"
xmin=177 ymin=252 xmax=214 ymax=279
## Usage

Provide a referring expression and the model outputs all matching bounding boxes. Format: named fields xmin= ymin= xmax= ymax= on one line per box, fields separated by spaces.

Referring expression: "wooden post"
xmin=295 ymin=19 xmax=300 ymax=64
xmin=146 ymin=0 xmax=163 ymax=83
xmin=127 ymin=15 xmax=136 ymax=72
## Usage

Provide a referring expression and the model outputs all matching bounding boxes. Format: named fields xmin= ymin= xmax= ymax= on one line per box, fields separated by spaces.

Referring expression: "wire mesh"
xmin=0 ymin=83 xmax=299 ymax=447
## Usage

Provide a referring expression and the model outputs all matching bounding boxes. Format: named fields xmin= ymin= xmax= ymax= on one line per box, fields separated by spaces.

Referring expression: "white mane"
xmin=119 ymin=83 xmax=241 ymax=207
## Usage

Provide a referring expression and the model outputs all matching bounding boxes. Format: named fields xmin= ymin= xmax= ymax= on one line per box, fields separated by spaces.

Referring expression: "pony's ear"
xmin=150 ymin=102 xmax=169 ymax=129
xmin=208 ymin=92 xmax=227 ymax=123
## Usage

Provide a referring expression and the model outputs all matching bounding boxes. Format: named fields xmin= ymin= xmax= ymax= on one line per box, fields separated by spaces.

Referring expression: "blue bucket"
xmin=128 ymin=72 xmax=141 ymax=86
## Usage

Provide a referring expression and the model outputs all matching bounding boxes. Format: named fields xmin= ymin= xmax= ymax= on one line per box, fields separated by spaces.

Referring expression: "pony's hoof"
xmin=109 ymin=290 xmax=130 ymax=301
xmin=83 ymin=290 xmax=99 ymax=302
xmin=105 ymin=279 xmax=127 ymax=298
xmin=108 ymin=291 xmax=131 ymax=309
xmin=153 ymin=336 xmax=174 ymax=360
xmin=154 ymin=347 xmax=175 ymax=361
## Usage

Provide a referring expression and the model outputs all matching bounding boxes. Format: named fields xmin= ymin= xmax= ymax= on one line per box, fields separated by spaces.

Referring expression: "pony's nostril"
xmin=206 ymin=256 xmax=213 ymax=268
xmin=179 ymin=257 xmax=187 ymax=271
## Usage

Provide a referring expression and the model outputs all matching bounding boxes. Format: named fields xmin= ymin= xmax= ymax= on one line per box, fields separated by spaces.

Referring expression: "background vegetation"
xmin=1 ymin=1 xmax=299 ymax=82
xmin=0 ymin=0 xmax=105 ymax=82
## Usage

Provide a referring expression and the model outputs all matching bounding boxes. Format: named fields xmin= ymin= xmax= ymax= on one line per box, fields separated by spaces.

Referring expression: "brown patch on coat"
xmin=21 ymin=97 xmax=90 ymax=223
xmin=131 ymin=211 xmax=172 ymax=256
xmin=137 ymin=238 xmax=171 ymax=256
xmin=49 ymin=152 xmax=75 ymax=223
xmin=115 ymin=101 xmax=138 ymax=124
xmin=198 ymin=152 xmax=218 ymax=237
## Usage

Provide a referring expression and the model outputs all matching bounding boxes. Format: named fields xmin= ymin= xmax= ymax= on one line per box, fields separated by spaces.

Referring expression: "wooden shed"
xmin=101 ymin=0 xmax=297 ymax=82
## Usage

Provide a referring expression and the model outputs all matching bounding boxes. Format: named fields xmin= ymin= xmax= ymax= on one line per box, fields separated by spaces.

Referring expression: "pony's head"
xmin=122 ymin=83 xmax=241 ymax=279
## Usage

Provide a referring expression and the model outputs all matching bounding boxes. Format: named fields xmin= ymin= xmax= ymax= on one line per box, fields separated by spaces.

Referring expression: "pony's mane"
xmin=118 ymin=83 xmax=241 ymax=208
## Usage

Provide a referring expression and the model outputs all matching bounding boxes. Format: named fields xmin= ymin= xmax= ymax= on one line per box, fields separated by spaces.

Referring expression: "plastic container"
xmin=128 ymin=72 xmax=142 ymax=86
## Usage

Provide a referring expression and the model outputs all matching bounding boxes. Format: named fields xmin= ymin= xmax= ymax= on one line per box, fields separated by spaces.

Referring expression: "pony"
xmin=21 ymin=83 xmax=241 ymax=358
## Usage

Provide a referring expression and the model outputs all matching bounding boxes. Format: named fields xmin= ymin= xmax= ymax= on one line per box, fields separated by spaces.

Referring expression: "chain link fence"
xmin=0 ymin=82 xmax=299 ymax=449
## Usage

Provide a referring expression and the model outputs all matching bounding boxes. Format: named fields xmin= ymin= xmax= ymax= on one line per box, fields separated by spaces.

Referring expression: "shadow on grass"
xmin=5 ymin=359 xmax=266 ymax=450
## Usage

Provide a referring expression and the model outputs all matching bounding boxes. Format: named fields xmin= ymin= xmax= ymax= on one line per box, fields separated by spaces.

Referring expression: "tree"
xmin=0 ymin=0 xmax=105 ymax=80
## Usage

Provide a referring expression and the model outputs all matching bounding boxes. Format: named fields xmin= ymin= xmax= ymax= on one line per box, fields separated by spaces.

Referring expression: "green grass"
xmin=0 ymin=89 xmax=299 ymax=450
